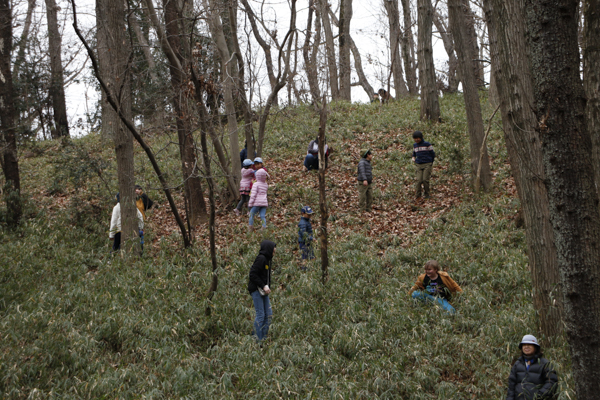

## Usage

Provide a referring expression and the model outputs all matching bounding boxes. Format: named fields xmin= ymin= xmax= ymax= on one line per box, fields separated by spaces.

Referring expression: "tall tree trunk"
xmin=448 ymin=0 xmax=491 ymax=190
xmin=417 ymin=0 xmax=440 ymax=121
xmin=318 ymin=99 xmax=329 ymax=284
xmin=338 ymin=0 xmax=352 ymax=100
xmin=524 ymin=0 xmax=600 ymax=397
xmin=483 ymin=0 xmax=563 ymax=338
xmin=163 ymin=0 xmax=208 ymax=225
xmin=384 ymin=0 xmax=409 ymax=98
xmin=432 ymin=10 xmax=459 ymax=93
xmin=96 ymin=0 xmax=137 ymax=249
xmin=0 ymin=0 xmax=22 ymax=226
xmin=584 ymin=0 xmax=600 ymax=199
xmin=205 ymin=0 xmax=242 ymax=193
xmin=400 ymin=0 xmax=418 ymax=94
xmin=129 ymin=12 xmax=158 ymax=82
xmin=45 ymin=0 xmax=69 ymax=138
xmin=303 ymin=0 xmax=322 ymax=103
xmin=460 ymin=0 xmax=484 ymax=86
xmin=13 ymin=0 xmax=36 ymax=78
xmin=319 ymin=0 xmax=339 ymax=100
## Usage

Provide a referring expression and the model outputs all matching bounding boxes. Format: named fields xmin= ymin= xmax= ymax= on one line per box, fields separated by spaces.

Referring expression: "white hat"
xmin=519 ymin=334 xmax=540 ymax=348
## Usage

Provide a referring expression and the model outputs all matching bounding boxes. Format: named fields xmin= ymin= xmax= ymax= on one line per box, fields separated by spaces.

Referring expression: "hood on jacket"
xmin=255 ymin=168 xmax=269 ymax=183
xmin=259 ymin=240 xmax=276 ymax=259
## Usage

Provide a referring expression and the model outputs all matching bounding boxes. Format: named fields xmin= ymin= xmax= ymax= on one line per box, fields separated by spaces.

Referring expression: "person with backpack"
xmin=506 ymin=335 xmax=558 ymax=400
xmin=248 ymin=240 xmax=277 ymax=342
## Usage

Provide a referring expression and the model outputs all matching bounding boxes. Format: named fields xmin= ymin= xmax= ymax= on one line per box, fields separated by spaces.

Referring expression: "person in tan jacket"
xmin=409 ymin=260 xmax=462 ymax=314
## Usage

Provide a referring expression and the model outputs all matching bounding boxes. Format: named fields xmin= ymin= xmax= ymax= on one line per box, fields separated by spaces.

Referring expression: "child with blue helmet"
xmin=235 ymin=159 xmax=255 ymax=216
xmin=298 ymin=206 xmax=315 ymax=263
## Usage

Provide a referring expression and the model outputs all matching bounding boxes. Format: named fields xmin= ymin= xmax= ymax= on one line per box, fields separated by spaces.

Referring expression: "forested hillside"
xmin=0 ymin=97 xmax=575 ymax=399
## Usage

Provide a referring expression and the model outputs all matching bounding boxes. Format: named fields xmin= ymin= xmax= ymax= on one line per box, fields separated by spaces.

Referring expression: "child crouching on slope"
xmin=409 ymin=260 xmax=462 ymax=314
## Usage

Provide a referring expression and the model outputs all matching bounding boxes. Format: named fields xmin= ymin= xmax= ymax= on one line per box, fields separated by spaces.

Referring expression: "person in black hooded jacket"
xmin=248 ymin=240 xmax=276 ymax=341
xmin=506 ymin=334 xmax=558 ymax=400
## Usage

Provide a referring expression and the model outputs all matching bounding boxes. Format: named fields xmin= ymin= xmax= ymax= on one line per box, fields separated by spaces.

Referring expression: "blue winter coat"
xmin=412 ymin=140 xmax=435 ymax=164
xmin=298 ymin=217 xmax=314 ymax=244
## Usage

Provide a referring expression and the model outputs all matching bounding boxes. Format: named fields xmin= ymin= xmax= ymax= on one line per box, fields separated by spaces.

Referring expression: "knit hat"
xmin=361 ymin=149 xmax=371 ymax=158
xmin=412 ymin=131 xmax=423 ymax=139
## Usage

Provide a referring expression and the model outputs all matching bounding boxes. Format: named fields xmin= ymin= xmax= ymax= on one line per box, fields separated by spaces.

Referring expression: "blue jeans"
xmin=249 ymin=206 xmax=267 ymax=228
xmin=412 ymin=291 xmax=456 ymax=314
xmin=251 ymin=290 xmax=272 ymax=341
xmin=304 ymin=154 xmax=319 ymax=170
xmin=299 ymin=242 xmax=314 ymax=260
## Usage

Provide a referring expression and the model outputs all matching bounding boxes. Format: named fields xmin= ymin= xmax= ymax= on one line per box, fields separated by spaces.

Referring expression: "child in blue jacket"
xmin=298 ymin=206 xmax=315 ymax=263
xmin=412 ymin=131 xmax=435 ymax=198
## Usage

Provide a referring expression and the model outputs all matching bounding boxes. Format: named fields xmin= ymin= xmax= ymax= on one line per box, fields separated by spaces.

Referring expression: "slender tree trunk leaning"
xmin=432 ymin=10 xmax=459 ymax=93
xmin=483 ymin=0 xmax=563 ymax=338
xmin=163 ymin=0 xmax=208 ymax=225
xmin=523 ymin=1 xmax=600 ymax=397
xmin=384 ymin=0 xmax=408 ymax=98
xmin=448 ymin=0 xmax=491 ymax=190
xmin=318 ymin=98 xmax=329 ymax=284
xmin=205 ymin=0 xmax=242 ymax=191
xmin=13 ymin=0 xmax=36 ymax=78
xmin=319 ymin=0 xmax=339 ymax=100
xmin=583 ymin=0 xmax=600 ymax=199
xmin=303 ymin=0 xmax=322 ymax=104
xmin=338 ymin=0 xmax=352 ymax=100
xmin=417 ymin=0 xmax=440 ymax=121
xmin=45 ymin=0 xmax=69 ymax=138
xmin=0 ymin=0 xmax=22 ymax=226
xmin=96 ymin=0 xmax=137 ymax=250
xmin=401 ymin=0 xmax=418 ymax=95
xmin=72 ymin=1 xmax=191 ymax=248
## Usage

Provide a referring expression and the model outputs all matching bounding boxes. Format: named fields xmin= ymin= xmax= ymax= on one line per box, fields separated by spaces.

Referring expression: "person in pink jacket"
xmin=235 ymin=159 xmax=255 ymax=215
xmin=248 ymin=159 xmax=270 ymax=229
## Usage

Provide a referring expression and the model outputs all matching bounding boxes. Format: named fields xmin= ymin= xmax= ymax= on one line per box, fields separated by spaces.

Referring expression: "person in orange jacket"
xmin=409 ymin=260 xmax=462 ymax=314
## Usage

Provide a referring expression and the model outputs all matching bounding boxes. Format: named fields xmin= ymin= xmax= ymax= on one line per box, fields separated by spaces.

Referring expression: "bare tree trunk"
xmin=584 ymin=0 xmax=600 ymax=199
xmin=401 ymin=0 xmax=418 ymax=95
xmin=0 ymin=0 xmax=22 ymax=226
xmin=338 ymin=0 xmax=352 ymax=100
xmin=432 ymin=10 xmax=459 ymax=93
xmin=461 ymin=0 xmax=484 ymax=86
xmin=303 ymin=0 xmax=322 ymax=103
xmin=318 ymin=98 xmax=329 ymax=284
xmin=129 ymin=12 xmax=158 ymax=82
xmin=384 ymin=0 xmax=408 ymax=98
xmin=204 ymin=0 xmax=241 ymax=193
xmin=163 ymin=0 xmax=208 ymax=225
xmin=417 ymin=0 xmax=440 ymax=121
xmin=448 ymin=0 xmax=491 ymax=190
xmin=524 ymin=1 xmax=600 ymax=396
xmin=483 ymin=0 xmax=563 ymax=338
xmin=45 ymin=0 xmax=69 ymax=138
xmin=96 ymin=0 xmax=137 ymax=249
xmin=319 ymin=0 xmax=339 ymax=100
xmin=13 ymin=0 xmax=36 ymax=78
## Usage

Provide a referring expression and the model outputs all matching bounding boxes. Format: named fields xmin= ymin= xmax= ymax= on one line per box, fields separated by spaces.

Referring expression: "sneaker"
xmin=234 ymin=209 xmax=240 ymax=216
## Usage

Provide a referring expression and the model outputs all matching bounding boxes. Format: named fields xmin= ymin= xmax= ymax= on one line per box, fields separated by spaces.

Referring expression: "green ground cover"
xmin=0 ymin=95 xmax=573 ymax=399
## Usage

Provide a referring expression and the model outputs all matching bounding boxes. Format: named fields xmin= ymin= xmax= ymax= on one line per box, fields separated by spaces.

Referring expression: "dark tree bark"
xmin=338 ymin=0 xmax=352 ymax=100
xmin=302 ymin=0 xmax=322 ymax=104
xmin=460 ymin=0 xmax=484 ymax=87
xmin=384 ymin=0 xmax=409 ymax=97
xmin=45 ymin=0 xmax=69 ymax=138
xmin=319 ymin=0 xmax=339 ymax=99
xmin=13 ymin=0 xmax=36 ymax=78
xmin=584 ymin=0 xmax=600 ymax=199
xmin=524 ymin=0 xmax=600 ymax=397
xmin=400 ymin=0 xmax=418 ymax=95
xmin=162 ymin=0 xmax=208 ymax=225
xmin=96 ymin=0 xmax=137 ymax=249
xmin=0 ymin=0 xmax=22 ymax=226
xmin=417 ymin=0 xmax=440 ymax=121
xmin=483 ymin=0 xmax=563 ymax=338
xmin=432 ymin=10 xmax=459 ymax=93
xmin=448 ymin=0 xmax=491 ymax=190
xmin=318 ymin=98 xmax=329 ymax=284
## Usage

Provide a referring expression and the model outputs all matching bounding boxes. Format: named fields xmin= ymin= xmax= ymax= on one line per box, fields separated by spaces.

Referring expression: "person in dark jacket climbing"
xmin=506 ymin=334 xmax=558 ymax=400
xmin=412 ymin=131 xmax=435 ymax=199
xmin=248 ymin=240 xmax=277 ymax=342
